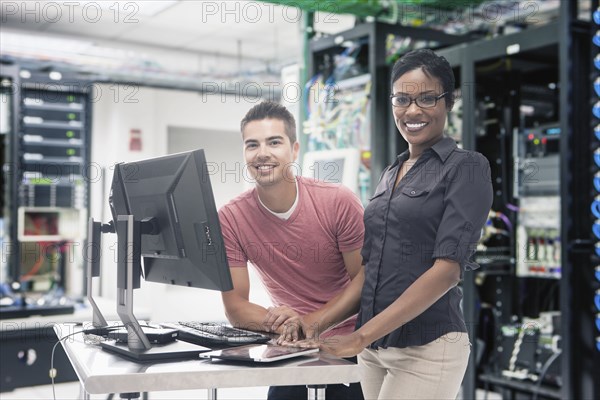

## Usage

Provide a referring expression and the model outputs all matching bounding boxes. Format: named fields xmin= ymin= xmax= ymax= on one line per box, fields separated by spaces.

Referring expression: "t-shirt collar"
xmin=256 ymin=177 xmax=299 ymax=220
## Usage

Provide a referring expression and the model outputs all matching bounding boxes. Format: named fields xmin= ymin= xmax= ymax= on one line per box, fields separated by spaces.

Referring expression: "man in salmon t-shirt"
xmin=218 ymin=101 xmax=365 ymax=400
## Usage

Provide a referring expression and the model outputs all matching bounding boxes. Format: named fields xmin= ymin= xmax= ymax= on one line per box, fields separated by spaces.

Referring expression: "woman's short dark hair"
xmin=390 ymin=49 xmax=455 ymax=110
xmin=240 ymin=101 xmax=297 ymax=143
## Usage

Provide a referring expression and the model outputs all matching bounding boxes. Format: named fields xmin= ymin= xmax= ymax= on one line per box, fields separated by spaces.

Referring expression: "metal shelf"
xmin=23 ymin=102 xmax=84 ymax=112
xmin=23 ymin=120 xmax=83 ymax=130
xmin=479 ymin=373 xmax=562 ymax=399
xmin=22 ymin=138 xmax=83 ymax=148
xmin=21 ymin=157 xmax=84 ymax=165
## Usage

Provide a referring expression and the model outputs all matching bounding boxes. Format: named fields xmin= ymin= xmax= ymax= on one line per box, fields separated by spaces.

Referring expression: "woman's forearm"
xmin=355 ymin=259 xmax=461 ymax=346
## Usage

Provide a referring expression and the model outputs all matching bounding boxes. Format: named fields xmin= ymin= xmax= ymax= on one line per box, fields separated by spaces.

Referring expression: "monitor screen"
xmin=109 ymin=149 xmax=233 ymax=292
xmin=301 ymin=148 xmax=360 ymax=193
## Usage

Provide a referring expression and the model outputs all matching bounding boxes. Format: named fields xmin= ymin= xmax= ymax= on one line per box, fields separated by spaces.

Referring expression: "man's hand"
xmin=262 ymin=306 xmax=299 ymax=333
xmin=276 ymin=310 xmax=329 ymax=344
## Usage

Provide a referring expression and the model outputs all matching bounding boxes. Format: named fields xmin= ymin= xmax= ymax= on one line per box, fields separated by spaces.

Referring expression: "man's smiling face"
xmin=243 ymin=118 xmax=299 ymax=187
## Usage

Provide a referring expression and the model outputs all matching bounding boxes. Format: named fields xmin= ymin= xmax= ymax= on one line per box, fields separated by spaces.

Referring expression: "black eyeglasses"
xmin=390 ymin=92 xmax=448 ymax=109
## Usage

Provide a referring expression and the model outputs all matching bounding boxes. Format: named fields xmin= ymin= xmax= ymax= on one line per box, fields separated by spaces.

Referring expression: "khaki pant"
xmin=358 ymin=332 xmax=471 ymax=400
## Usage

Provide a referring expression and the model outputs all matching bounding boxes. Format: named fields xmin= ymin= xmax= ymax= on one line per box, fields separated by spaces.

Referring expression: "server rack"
xmin=436 ymin=2 xmax=596 ymax=398
xmin=1 ymin=65 xmax=93 ymax=310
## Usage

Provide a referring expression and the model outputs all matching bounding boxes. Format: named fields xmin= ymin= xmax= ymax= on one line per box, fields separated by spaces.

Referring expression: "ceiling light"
xmin=76 ymin=1 xmax=179 ymax=17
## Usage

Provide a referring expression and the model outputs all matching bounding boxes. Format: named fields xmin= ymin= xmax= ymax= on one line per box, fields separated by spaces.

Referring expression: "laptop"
xmin=199 ymin=343 xmax=319 ymax=363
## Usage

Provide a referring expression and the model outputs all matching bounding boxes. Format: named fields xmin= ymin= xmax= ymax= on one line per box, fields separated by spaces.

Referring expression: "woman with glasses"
xmin=283 ymin=49 xmax=493 ymax=399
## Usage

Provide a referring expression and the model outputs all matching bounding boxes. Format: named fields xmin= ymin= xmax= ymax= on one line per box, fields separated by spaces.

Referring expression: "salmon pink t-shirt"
xmin=218 ymin=176 xmax=365 ymax=336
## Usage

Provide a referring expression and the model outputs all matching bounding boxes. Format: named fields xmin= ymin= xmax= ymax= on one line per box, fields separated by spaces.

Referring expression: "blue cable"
xmin=594 ymin=31 xmax=600 ymax=47
xmin=304 ymin=74 xmax=320 ymax=119
xmin=592 ymin=201 xmax=600 ymax=219
xmin=595 ymin=149 xmax=600 ymax=167
xmin=594 ymin=101 xmax=600 ymax=119
xmin=593 ymin=221 xmax=600 ymax=239
xmin=594 ymin=10 xmax=600 ymax=354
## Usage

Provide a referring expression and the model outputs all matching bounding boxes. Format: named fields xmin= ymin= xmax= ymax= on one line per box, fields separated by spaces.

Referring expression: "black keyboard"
xmin=161 ymin=321 xmax=271 ymax=347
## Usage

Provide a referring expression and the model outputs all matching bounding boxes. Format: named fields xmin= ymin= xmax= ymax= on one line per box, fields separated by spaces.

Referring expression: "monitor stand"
xmin=87 ymin=216 xmax=209 ymax=361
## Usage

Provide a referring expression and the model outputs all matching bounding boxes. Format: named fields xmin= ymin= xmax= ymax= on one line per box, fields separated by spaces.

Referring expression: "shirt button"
xmin=410 ymin=190 xmax=416 ymax=195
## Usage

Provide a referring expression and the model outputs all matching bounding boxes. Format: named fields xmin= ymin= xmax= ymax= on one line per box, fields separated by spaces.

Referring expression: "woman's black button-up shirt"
xmin=357 ymin=137 xmax=493 ymax=349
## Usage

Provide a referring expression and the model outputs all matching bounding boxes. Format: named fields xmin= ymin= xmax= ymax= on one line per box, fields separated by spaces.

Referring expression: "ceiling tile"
xmin=0 ymin=0 xmax=303 ymax=71
xmin=116 ymin=25 xmax=196 ymax=48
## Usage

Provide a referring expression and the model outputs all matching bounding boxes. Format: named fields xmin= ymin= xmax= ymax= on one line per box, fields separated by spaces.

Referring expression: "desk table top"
xmin=54 ymin=323 xmax=361 ymax=395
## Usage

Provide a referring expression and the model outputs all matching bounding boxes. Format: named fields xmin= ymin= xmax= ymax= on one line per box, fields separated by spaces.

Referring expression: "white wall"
xmin=89 ymin=84 xmax=271 ymax=322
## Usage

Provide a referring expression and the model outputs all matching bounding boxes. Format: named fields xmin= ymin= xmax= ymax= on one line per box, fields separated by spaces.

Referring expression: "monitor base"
xmin=100 ymin=339 xmax=210 ymax=362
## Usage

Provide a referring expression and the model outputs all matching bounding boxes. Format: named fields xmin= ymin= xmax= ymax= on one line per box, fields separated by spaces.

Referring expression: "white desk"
xmin=1 ymin=297 xmax=151 ymax=331
xmin=0 ymin=299 xmax=151 ymax=392
xmin=55 ymin=324 xmax=361 ymax=399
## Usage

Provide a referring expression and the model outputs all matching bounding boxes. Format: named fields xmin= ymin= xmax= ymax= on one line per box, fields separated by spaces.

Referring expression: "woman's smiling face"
xmin=391 ymin=68 xmax=449 ymax=151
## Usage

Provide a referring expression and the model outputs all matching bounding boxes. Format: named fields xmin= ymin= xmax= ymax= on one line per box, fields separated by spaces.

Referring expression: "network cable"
xmin=50 ymin=325 xmax=125 ymax=400
xmin=531 ymin=350 xmax=562 ymax=400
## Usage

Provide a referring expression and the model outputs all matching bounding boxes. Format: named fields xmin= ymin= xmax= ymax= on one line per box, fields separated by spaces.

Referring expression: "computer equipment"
xmin=107 ymin=327 xmax=179 ymax=344
xmin=301 ymin=148 xmax=360 ymax=193
xmin=160 ymin=322 xmax=271 ymax=347
xmin=86 ymin=149 xmax=235 ymax=361
xmin=199 ymin=344 xmax=319 ymax=363
xmin=108 ymin=149 xmax=233 ymax=290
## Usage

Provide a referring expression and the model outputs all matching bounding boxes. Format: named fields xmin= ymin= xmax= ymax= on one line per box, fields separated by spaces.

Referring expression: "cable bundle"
xmin=593 ymin=6 xmax=600 ymax=353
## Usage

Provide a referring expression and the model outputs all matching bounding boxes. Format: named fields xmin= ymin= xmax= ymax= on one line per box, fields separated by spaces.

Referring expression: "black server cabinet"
xmin=438 ymin=2 xmax=597 ymax=398
xmin=0 ymin=65 xmax=93 ymax=391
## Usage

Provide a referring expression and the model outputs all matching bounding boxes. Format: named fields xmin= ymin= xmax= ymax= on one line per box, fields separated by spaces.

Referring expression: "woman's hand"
xmin=279 ymin=332 xmax=366 ymax=358
xmin=319 ymin=332 xmax=366 ymax=358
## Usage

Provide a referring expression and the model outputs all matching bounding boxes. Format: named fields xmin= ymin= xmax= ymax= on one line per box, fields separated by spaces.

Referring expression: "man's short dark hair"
xmin=391 ymin=49 xmax=455 ymax=111
xmin=240 ymin=101 xmax=297 ymax=143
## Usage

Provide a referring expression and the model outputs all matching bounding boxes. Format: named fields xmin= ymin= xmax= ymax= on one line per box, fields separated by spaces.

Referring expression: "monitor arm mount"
xmin=87 ymin=215 xmax=158 ymax=352
xmin=86 ymin=218 xmax=114 ymax=328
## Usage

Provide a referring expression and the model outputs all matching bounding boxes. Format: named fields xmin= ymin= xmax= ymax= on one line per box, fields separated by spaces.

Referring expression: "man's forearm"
xmin=224 ymin=301 xmax=271 ymax=332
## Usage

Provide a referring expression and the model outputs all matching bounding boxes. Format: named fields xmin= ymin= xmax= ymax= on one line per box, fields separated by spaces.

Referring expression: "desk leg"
xmin=306 ymin=384 xmax=326 ymax=400
xmin=79 ymin=383 xmax=90 ymax=400
xmin=207 ymin=388 xmax=217 ymax=400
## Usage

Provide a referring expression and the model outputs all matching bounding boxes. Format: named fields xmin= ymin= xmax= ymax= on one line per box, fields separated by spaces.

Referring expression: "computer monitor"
xmin=87 ymin=149 xmax=233 ymax=360
xmin=109 ymin=149 xmax=232 ymax=291
xmin=301 ymin=148 xmax=360 ymax=193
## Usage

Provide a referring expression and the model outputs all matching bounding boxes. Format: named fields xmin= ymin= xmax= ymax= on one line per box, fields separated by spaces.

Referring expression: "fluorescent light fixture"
xmin=49 ymin=71 xmax=62 ymax=80
xmin=76 ymin=1 xmax=179 ymax=17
